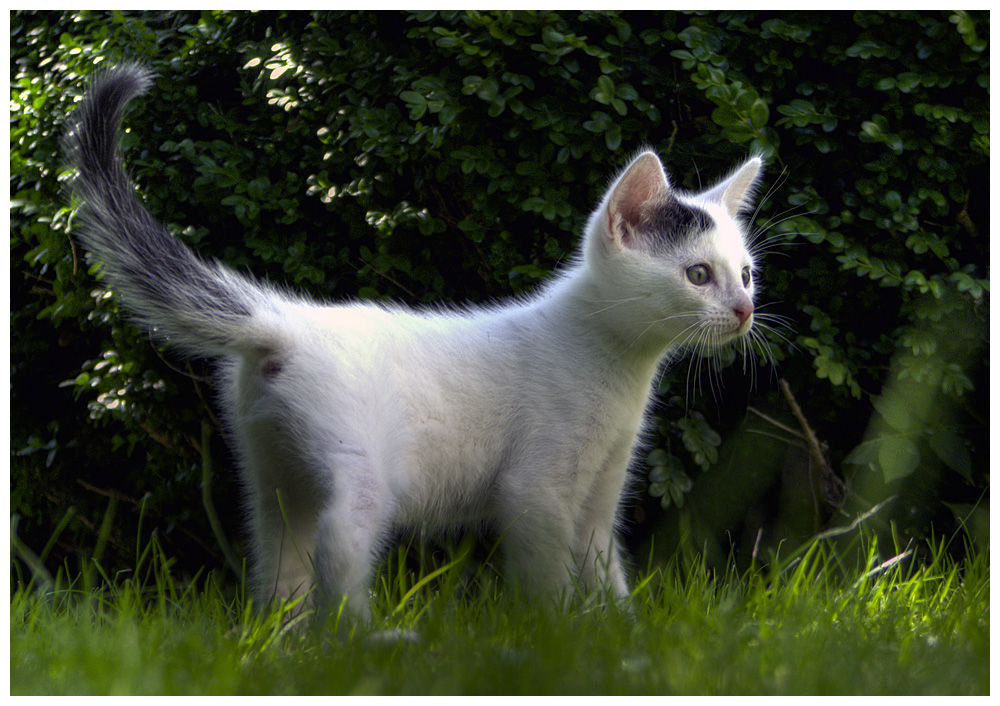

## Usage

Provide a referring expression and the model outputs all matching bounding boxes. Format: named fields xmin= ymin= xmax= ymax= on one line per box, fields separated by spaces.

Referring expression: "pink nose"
xmin=734 ymin=303 xmax=754 ymax=326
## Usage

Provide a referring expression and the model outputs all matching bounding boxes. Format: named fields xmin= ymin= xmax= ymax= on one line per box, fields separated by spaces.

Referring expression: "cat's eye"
xmin=686 ymin=264 xmax=710 ymax=286
xmin=741 ymin=267 xmax=751 ymax=287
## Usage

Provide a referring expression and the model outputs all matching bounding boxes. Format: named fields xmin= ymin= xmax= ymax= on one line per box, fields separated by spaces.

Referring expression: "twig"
xmin=352 ymin=255 xmax=419 ymax=300
xmin=76 ymin=477 xmax=142 ymax=505
xmin=187 ymin=360 xmax=227 ymax=443
xmin=811 ymin=496 xmax=896 ymax=543
xmin=75 ymin=478 xmax=221 ymax=559
xmin=136 ymin=418 xmax=177 ymax=451
xmin=201 ymin=420 xmax=241 ymax=576
xmin=747 ymin=405 xmax=804 ymax=440
xmin=778 ymin=378 xmax=845 ymax=509
xmin=11 ymin=515 xmax=56 ymax=595
xmin=67 ymin=231 xmax=79 ymax=276
xmin=744 ymin=427 xmax=807 ymax=449
xmin=149 ymin=330 xmax=210 ymax=382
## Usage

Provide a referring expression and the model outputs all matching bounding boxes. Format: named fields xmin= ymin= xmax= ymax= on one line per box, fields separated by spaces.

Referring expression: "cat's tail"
xmin=63 ymin=64 xmax=287 ymax=358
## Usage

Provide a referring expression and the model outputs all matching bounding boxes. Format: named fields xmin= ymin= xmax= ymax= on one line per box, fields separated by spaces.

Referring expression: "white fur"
xmin=216 ymin=151 xmax=763 ymax=615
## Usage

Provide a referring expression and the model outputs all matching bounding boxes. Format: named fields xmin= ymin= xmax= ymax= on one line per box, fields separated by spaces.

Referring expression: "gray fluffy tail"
xmin=63 ymin=65 xmax=281 ymax=357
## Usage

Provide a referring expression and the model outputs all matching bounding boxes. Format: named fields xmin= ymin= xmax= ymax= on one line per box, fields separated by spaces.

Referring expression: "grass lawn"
xmin=11 ymin=534 xmax=989 ymax=695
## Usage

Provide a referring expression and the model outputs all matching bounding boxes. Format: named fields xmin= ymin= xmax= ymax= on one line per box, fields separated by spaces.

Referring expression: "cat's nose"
xmin=734 ymin=303 xmax=754 ymax=326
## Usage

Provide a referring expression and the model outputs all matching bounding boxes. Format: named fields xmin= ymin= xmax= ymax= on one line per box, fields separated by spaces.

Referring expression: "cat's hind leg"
xmin=310 ymin=442 xmax=395 ymax=620
xmin=246 ymin=483 xmax=320 ymax=608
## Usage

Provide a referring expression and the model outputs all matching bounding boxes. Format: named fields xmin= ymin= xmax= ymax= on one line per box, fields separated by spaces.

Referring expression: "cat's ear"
xmin=701 ymin=156 xmax=763 ymax=215
xmin=605 ymin=151 xmax=671 ymax=249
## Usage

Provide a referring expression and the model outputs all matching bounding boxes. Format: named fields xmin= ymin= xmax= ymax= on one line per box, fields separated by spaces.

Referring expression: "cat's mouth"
xmin=714 ymin=318 xmax=752 ymax=344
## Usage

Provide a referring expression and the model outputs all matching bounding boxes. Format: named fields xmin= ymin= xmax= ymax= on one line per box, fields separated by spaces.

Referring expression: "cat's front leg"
xmin=573 ymin=520 xmax=629 ymax=600
xmin=497 ymin=453 xmax=631 ymax=605
xmin=572 ymin=443 xmax=633 ymax=601
xmin=500 ymin=501 xmax=627 ymax=605
xmin=499 ymin=498 xmax=580 ymax=604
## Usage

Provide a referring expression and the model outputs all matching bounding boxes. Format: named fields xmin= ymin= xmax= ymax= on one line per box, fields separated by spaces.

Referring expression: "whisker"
xmin=585 ymin=295 xmax=649 ymax=317
xmin=626 ymin=312 xmax=704 ymax=353
xmin=748 ymin=206 xmax=802 ymax=247
xmin=745 ymin=167 xmax=787 ymax=229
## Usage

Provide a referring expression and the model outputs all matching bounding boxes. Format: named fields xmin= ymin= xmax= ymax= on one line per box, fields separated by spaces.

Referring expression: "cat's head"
xmin=583 ymin=150 xmax=763 ymax=359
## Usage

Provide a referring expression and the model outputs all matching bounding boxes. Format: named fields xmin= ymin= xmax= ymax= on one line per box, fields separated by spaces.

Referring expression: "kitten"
xmin=64 ymin=65 xmax=763 ymax=617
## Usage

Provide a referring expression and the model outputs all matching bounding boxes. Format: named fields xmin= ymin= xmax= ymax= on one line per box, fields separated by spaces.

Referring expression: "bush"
xmin=11 ymin=10 xmax=988 ymax=587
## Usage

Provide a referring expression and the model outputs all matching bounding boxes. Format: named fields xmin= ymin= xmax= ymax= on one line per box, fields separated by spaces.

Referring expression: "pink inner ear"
xmin=607 ymin=153 xmax=669 ymax=246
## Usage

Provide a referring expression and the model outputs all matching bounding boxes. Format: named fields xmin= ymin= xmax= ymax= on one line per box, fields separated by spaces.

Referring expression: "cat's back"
xmin=277 ymin=298 xmax=540 ymax=413
xmin=297 ymin=298 xmax=523 ymax=360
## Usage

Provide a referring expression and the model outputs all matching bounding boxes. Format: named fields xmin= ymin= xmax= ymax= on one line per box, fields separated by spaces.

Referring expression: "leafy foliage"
xmin=11 ymin=11 xmax=988 ymax=586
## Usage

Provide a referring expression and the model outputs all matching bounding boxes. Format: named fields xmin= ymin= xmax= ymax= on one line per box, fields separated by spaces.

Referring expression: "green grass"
xmin=11 ymin=534 xmax=989 ymax=695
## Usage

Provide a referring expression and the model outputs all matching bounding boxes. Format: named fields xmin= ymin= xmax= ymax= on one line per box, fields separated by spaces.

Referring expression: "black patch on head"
xmin=639 ymin=197 xmax=714 ymax=250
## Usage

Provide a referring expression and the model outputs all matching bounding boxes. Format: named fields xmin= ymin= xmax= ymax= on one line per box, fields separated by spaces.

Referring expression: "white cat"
xmin=65 ymin=66 xmax=764 ymax=617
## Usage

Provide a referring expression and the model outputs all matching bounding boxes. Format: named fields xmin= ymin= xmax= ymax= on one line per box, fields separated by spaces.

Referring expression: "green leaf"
xmin=843 ymin=439 xmax=880 ymax=469
xmin=646 ymin=448 xmax=670 ymax=467
xmin=815 ymin=355 xmax=846 ymax=386
xmin=749 ymin=98 xmax=769 ymax=129
xmin=679 ymin=416 xmax=721 ymax=471
xmin=927 ymin=430 xmax=972 ymax=482
xmin=246 ymin=177 xmax=270 ymax=201
xmin=878 ymin=436 xmax=921 ymax=482
xmin=604 ymin=125 xmax=622 ymax=151
xmin=871 ymin=395 xmax=911 ymax=432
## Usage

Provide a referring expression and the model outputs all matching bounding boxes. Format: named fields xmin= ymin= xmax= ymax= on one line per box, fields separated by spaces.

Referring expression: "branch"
xmin=778 ymin=378 xmax=845 ymax=509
